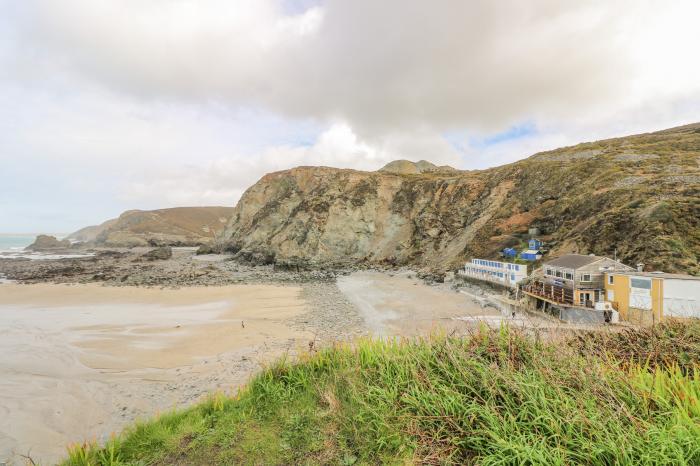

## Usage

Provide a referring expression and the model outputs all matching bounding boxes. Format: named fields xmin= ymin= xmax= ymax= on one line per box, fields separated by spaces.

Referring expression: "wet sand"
xmin=337 ymin=270 xmax=502 ymax=336
xmin=0 ymin=271 xmax=519 ymax=464
xmin=0 ymin=283 xmax=312 ymax=465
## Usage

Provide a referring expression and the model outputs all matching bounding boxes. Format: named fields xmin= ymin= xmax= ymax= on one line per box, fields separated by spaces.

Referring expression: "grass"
xmin=62 ymin=323 xmax=700 ymax=465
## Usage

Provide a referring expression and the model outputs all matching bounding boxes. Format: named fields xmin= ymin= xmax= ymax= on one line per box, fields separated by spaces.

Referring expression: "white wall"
xmin=664 ymin=279 xmax=700 ymax=318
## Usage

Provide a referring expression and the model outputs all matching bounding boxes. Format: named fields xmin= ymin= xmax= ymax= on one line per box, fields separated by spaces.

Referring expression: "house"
xmin=604 ymin=271 xmax=700 ymax=325
xmin=520 ymin=249 xmax=543 ymax=261
xmin=459 ymin=258 xmax=527 ymax=289
xmin=502 ymin=247 xmax=517 ymax=258
xmin=524 ymin=254 xmax=633 ymax=308
xmin=528 ymin=239 xmax=543 ymax=250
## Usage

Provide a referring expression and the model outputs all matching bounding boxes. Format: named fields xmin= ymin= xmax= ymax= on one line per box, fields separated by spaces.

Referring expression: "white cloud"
xmin=1 ymin=0 xmax=699 ymax=231
xmin=9 ymin=0 xmax=700 ymax=135
xmin=119 ymin=123 xmax=462 ymax=206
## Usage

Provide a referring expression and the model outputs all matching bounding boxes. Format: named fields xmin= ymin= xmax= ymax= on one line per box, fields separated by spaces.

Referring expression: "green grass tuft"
xmin=62 ymin=323 xmax=700 ymax=465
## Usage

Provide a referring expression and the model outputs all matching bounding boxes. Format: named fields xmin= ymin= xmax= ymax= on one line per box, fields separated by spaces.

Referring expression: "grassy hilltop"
xmin=64 ymin=322 xmax=700 ymax=465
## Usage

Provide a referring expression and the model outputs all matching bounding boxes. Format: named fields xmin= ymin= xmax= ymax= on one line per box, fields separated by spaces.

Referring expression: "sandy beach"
xmin=0 ymin=266 xmax=518 ymax=465
xmin=338 ymin=270 xmax=502 ymax=336
xmin=0 ymin=283 xmax=313 ymax=465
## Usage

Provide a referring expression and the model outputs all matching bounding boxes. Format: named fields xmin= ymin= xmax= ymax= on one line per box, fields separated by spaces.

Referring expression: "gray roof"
xmin=612 ymin=271 xmax=700 ymax=281
xmin=543 ymin=254 xmax=604 ymax=270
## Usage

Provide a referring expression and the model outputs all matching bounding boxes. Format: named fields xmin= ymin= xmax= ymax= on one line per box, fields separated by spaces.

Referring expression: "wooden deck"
xmin=522 ymin=281 xmax=594 ymax=310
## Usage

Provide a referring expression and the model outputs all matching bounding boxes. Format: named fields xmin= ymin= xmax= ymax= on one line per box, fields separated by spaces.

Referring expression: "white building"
xmin=460 ymin=258 xmax=528 ymax=288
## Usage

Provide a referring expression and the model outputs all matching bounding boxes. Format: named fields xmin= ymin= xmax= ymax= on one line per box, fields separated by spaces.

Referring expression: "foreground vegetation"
xmin=64 ymin=322 xmax=700 ymax=465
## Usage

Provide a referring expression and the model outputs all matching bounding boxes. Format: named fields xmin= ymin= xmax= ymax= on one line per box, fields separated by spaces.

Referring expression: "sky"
xmin=1 ymin=0 xmax=699 ymax=233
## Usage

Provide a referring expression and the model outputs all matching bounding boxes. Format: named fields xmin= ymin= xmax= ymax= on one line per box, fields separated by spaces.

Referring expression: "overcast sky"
xmin=1 ymin=0 xmax=699 ymax=233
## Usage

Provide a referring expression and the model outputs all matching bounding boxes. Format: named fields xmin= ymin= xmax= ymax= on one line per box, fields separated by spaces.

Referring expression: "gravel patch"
xmin=291 ymin=282 xmax=367 ymax=342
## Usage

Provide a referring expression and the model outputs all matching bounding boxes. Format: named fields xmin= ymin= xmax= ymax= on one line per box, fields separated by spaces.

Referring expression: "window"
xmin=608 ymin=275 xmax=614 ymax=285
xmin=556 ymin=271 xmax=562 ymax=278
xmin=565 ymin=272 xmax=573 ymax=280
xmin=511 ymin=274 xmax=516 ymax=281
xmin=630 ymin=277 xmax=652 ymax=310
xmin=546 ymin=268 xmax=553 ymax=276
xmin=582 ymin=274 xmax=591 ymax=282
xmin=630 ymin=277 xmax=651 ymax=289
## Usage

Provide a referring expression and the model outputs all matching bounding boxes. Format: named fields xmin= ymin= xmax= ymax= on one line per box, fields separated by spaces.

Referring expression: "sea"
xmin=0 ymin=234 xmax=94 ymax=261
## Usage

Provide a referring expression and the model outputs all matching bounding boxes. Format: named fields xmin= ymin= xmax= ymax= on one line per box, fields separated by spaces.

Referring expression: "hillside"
xmin=68 ymin=206 xmax=235 ymax=247
xmin=63 ymin=323 xmax=700 ymax=465
xmin=224 ymin=124 xmax=700 ymax=274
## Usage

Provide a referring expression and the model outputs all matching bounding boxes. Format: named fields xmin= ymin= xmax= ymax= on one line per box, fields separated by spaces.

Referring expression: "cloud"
xmin=119 ymin=123 xmax=462 ymax=206
xmin=9 ymin=0 xmax=700 ymax=136
xmin=1 ymin=1 xmax=699 ymax=231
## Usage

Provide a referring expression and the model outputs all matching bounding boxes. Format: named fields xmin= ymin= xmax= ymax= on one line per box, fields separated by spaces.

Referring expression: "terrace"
xmin=522 ymin=280 xmax=594 ymax=309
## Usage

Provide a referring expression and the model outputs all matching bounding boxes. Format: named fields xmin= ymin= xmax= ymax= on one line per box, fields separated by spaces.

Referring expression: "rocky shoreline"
xmin=0 ymin=247 xmax=341 ymax=286
xmin=0 ymin=247 xmax=372 ymax=342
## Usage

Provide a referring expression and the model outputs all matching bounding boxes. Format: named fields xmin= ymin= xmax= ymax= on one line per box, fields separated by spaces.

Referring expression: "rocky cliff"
xmin=224 ymin=124 xmax=700 ymax=274
xmin=68 ymin=206 xmax=235 ymax=247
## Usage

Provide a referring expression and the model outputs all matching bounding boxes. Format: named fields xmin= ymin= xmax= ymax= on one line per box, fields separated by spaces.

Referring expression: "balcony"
xmin=522 ymin=280 xmax=594 ymax=309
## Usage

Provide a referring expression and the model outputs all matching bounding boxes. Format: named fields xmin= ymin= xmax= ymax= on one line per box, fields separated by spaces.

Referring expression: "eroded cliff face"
xmin=225 ymin=124 xmax=700 ymax=274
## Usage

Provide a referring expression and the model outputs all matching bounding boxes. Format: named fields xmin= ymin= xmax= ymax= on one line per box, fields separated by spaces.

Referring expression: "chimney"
xmin=636 ymin=263 xmax=644 ymax=272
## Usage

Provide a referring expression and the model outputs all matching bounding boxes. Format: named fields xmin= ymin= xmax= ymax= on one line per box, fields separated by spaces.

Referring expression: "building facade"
xmin=525 ymin=254 xmax=633 ymax=307
xmin=604 ymin=271 xmax=700 ymax=325
xmin=460 ymin=258 xmax=527 ymax=288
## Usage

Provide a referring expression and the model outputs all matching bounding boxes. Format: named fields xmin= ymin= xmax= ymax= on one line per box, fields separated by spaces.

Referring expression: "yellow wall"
xmin=604 ymin=274 xmax=664 ymax=325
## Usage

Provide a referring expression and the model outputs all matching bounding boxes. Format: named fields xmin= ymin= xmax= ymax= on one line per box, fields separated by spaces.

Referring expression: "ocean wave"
xmin=0 ymin=250 xmax=95 ymax=260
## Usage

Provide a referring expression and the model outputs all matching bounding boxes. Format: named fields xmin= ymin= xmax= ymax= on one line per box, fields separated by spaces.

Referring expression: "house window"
xmin=565 ymin=272 xmax=573 ymax=280
xmin=608 ymin=275 xmax=614 ymax=285
xmin=555 ymin=271 xmax=562 ymax=278
xmin=630 ymin=277 xmax=651 ymax=289
xmin=511 ymin=274 xmax=515 ymax=281
xmin=546 ymin=268 xmax=552 ymax=276
xmin=582 ymin=274 xmax=591 ymax=282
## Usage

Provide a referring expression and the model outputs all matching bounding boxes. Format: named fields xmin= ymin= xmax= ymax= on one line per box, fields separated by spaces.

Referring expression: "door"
xmin=580 ymin=292 xmax=591 ymax=306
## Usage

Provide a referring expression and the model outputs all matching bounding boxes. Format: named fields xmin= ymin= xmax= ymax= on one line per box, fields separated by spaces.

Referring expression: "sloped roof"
xmin=544 ymin=254 xmax=604 ymax=269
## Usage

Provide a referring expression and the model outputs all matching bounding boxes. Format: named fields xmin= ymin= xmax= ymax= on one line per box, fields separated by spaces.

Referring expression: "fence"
xmin=522 ymin=281 xmax=593 ymax=308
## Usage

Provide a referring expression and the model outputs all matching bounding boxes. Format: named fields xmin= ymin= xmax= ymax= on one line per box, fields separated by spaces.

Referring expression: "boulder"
xmin=195 ymin=244 xmax=218 ymax=255
xmin=141 ymin=246 xmax=173 ymax=261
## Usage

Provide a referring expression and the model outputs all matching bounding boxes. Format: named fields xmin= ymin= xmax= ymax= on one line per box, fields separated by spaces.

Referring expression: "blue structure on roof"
xmin=520 ymin=249 xmax=543 ymax=261
xmin=528 ymin=238 xmax=543 ymax=250
xmin=503 ymin=247 xmax=517 ymax=257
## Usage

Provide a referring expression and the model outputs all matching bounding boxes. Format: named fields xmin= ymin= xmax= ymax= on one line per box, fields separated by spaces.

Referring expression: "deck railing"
xmin=522 ymin=281 xmax=594 ymax=309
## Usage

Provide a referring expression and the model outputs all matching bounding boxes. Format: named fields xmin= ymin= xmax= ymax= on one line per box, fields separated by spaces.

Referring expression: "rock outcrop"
xmin=25 ymin=235 xmax=71 ymax=251
xmin=378 ymin=160 xmax=459 ymax=175
xmin=224 ymin=123 xmax=700 ymax=274
xmin=67 ymin=206 xmax=235 ymax=247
